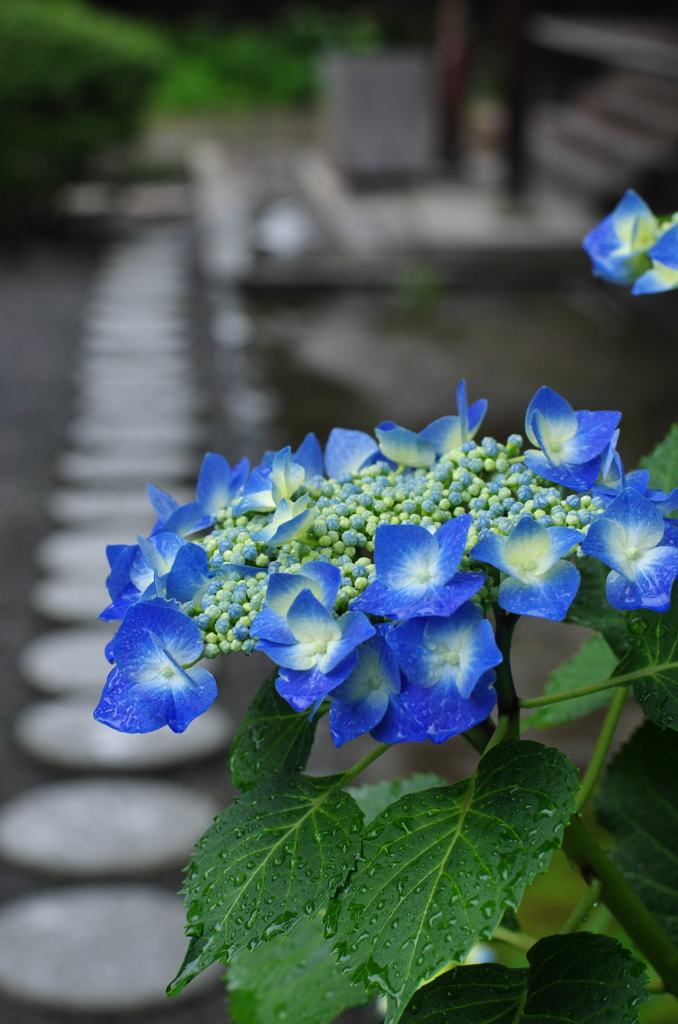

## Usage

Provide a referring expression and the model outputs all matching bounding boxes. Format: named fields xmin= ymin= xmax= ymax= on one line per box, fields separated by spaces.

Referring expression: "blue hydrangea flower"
xmin=260 ymin=433 xmax=324 ymax=482
xmin=324 ymin=428 xmax=380 ymax=479
xmin=593 ymin=430 xmax=678 ymax=513
xmin=94 ymin=601 xmax=217 ymax=733
xmin=236 ymin=447 xmax=306 ymax=514
xmin=328 ymin=627 xmax=403 ymax=746
xmin=632 ymin=222 xmax=678 ymax=295
xmin=386 ymin=602 xmax=500 ymax=743
xmin=147 ymin=484 xmax=204 ymax=537
xmin=253 ymin=495 xmax=317 ymax=547
xmin=419 ymin=380 xmax=488 ymax=456
xmin=472 ymin=515 xmax=581 ymax=621
xmin=523 ymin=386 xmax=620 ymax=491
xmin=581 ymin=488 xmax=678 ymax=611
xmin=253 ymin=564 xmax=375 ymax=710
xmin=582 ymin=189 xmax=658 ymax=285
xmin=100 ymin=532 xmax=210 ymax=621
xmin=194 ymin=452 xmax=249 ymax=529
xmin=351 ymin=516 xmax=484 ymax=619
xmin=374 ymin=421 xmax=437 ymax=469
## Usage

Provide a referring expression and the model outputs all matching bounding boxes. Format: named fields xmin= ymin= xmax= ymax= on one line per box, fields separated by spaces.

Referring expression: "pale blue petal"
xmin=294 ymin=433 xmax=324 ymax=480
xmin=329 ymin=689 xmax=389 ymax=746
xmin=647 ymin=222 xmax=678 ymax=271
xmin=631 ymin=262 xmax=678 ymax=295
xmin=249 ymin=606 xmax=295 ymax=644
xmin=324 ymin=427 xmax=378 ymax=479
xmin=275 ymin=653 xmax=359 ymax=711
xmin=375 ymin=423 xmax=436 ymax=469
xmin=525 ymin=387 xmax=576 ymax=449
xmin=498 ymin=560 xmax=580 ymax=621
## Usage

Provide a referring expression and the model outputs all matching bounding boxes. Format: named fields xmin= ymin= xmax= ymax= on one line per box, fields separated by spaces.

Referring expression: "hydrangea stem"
xmin=563 ymin=815 xmax=678 ymax=997
xmin=492 ymin=607 xmax=521 ymax=739
xmin=559 ymin=877 xmax=602 ymax=934
xmin=341 ymin=743 xmax=392 ymax=787
xmin=575 ymin=686 xmax=630 ymax=813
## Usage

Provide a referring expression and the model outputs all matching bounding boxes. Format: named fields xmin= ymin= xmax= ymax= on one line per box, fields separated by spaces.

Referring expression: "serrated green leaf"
xmin=346 ymin=774 xmax=448 ymax=825
xmin=525 ymin=634 xmax=618 ymax=729
xmin=229 ymin=672 xmax=322 ymax=790
xmin=329 ymin=740 xmax=578 ymax=1024
xmin=597 ymin=719 xmax=678 ymax=940
xmin=399 ymin=933 xmax=646 ymax=1024
xmin=227 ymin=915 xmax=374 ymax=1024
xmin=565 ymin=557 xmax=628 ymax=658
xmin=640 ymin=423 xmax=678 ymax=500
xmin=612 ymin=593 xmax=678 ymax=730
xmin=169 ymin=773 xmax=364 ymax=995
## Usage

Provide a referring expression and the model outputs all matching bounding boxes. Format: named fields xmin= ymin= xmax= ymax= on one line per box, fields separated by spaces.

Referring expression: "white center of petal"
xmin=314 ymin=640 xmax=329 ymax=655
xmin=550 ymin=441 xmax=562 ymax=453
xmin=446 ymin=651 xmax=460 ymax=665
xmin=627 ymin=547 xmax=641 ymax=561
xmin=416 ymin=569 xmax=432 ymax=583
xmin=368 ymin=674 xmax=382 ymax=690
xmin=159 ymin=666 xmax=174 ymax=679
xmin=522 ymin=558 xmax=537 ymax=572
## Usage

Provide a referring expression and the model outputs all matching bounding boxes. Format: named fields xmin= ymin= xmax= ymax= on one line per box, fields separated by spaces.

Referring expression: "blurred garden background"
xmin=2 ymin=0 xmax=678 ymax=1021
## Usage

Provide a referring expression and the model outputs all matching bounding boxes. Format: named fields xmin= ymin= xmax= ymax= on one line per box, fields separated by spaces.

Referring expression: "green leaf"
xmin=169 ymin=773 xmax=364 ymax=995
xmin=229 ymin=671 xmax=322 ymax=790
xmin=346 ymin=774 xmax=448 ymax=824
xmin=565 ymin=556 xmax=628 ymax=658
xmin=597 ymin=719 xmax=678 ymax=940
xmin=640 ymin=423 xmax=678 ymax=497
xmin=525 ymin=634 xmax=618 ymax=729
xmin=612 ymin=593 xmax=678 ymax=730
xmin=399 ymin=933 xmax=646 ymax=1024
xmin=329 ymin=740 xmax=578 ymax=1023
xmin=227 ymin=915 xmax=374 ymax=1024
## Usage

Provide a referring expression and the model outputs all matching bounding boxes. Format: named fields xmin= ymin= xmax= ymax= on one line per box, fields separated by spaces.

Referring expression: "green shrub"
xmin=0 ymin=0 xmax=167 ymax=217
xmin=154 ymin=7 xmax=382 ymax=113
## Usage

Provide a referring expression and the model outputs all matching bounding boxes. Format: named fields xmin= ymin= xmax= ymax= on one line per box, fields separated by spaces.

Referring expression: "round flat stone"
xmin=0 ymin=779 xmax=219 ymax=875
xmin=15 ymin=699 xmax=233 ymax=770
xmin=48 ymin=487 xmax=187 ymax=528
xmin=0 ymin=885 xmax=220 ymax=1011
xmin=20 ymin=627 xmax=114 ymax=695
xmin=37 ymin=530 xmax=137 ymax=579
xmin=31 ymin=577 xmax=109 ymax=621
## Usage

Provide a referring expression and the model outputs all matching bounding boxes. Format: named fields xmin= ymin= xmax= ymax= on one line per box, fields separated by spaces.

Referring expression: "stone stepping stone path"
xmin=2 ymin=224 xmax=233 ymax=1011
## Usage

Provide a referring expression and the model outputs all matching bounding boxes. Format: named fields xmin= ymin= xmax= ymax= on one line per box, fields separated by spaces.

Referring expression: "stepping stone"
xmin=57 ymin=452 xmax=195 ymax=484
xmin=67 ymin=420 xmax=201 ymax=447
xmin=0 ymin=778 xmax=219 ymax=875
xmin=0 ymin=885 xmax=220 ymax=1011
xmin=31 ymin=577 xmax=110 ymax=621
xmin=37 ymin=530 xmax=139 ymax=579
xmin=48 ymin=487 xmax=188 ymax=526
xmin=83 ymin=335 xmax=184 ymax=355
xmin=15 ymin=699 xmax=233 ymax=770
xmin=20 ymin=626 xmax=114 ymax=695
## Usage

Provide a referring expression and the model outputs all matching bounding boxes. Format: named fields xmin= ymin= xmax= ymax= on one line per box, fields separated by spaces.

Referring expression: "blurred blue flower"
xmin=524 ymin=386 xmax=620 ymax=491
xmin=351 ymin=516 xmax=484 ymax=619
xmin=632 ymin=221 xmax=678 ymax=295
xmin=593 ymin=430 xmax=678 ymax=513
xmin=386 ymin=602 xmax=500 ymax=743
xmin=581 ymin=488 xmax=678 ymax=611
xmin=328 ymin=627 xmax=403 ymax=746
xmin=255 ymin=577 xmax=374 ymax=710
xmin=94 ymin=601 xmax=217 ymax=733
xmin=472 ymin=515 xmax=581 ymax=621
xmin=582 ymin=189 xmax=658 ymax=285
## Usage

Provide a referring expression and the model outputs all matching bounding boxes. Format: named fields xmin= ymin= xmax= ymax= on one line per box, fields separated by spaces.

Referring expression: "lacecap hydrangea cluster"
xmin=94 ymin=381 xmax=678 ymax=749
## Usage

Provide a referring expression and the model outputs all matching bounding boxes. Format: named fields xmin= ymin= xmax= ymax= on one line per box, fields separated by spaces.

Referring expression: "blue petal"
xmin=197 ymin=452 xmax=234 ymax=516
xmin=275 ymin=652 xmax=359 ymax=711
xmin=137 ymin=532 xmax=185 ymax=577
xmin=260 ymin=506 xmax=316 ymax=546
xmin=113 ymin=602 xmax=204 ymax=682
xmin=329 ymin=689 xmax=390 ymax=746
xmin=469 ymin=532 xmax=508 ymax=574
xmin=161 ymin=501 xmax=205 ymax=536
xmin=631 ymin=262 xmax=678 ymax=295
xmin=525 ymin=387 xmax=576 ymax=448
xmin=420 ymin=415 xmax=464 ymax=456
xmin=93 ymin=663 xmax=217 ymax=734
xmin=249 ymin=606 xmax=296 ymax=644
xmin=351 ymin=572 xmax=484 ymax=619
xmin=435 ymin=515 xmax=473 ymax=577
xmin=374 ymin=522 xmax=441 ymax=594
xmin=324 ymin=428 xmax=379 ymax=479
xmin=99 ymin=583 xmax=141 ymax=622
xmin=106 ymin=545 xmax=127 ymax=570
xmin=467 ymin=398 xmax=488 ymax=438
xmin=94 ymin=667 xmax=167 ymax=733
xmin=163 ymin=544 xmax=210 ymax=604
xmin=566 ymin=410 xmax=622 ymax=464
xmin=105 ymin=637 xmax=116 ymax=664
xmin=375 ymin=423 xmax=436 ymax=469
xmin=294 ymin=433 xmax=324 ymax=480
xmin=297 ymin=562 xmax=342 ymax=610
xmin=647 ymin=222 xmax=678 ymax=271
xmin=606 ymin=549 xmax=678 ymax=612
xmin=106 ymin=544 xmax=138 ymax=599
xmin=397 ymin=669 xmax=497 ymax=744
xmin=498 ymin=559 xmax=580 ymax=621
xmin=146 ymin=483 xmax=178 ymax=522
xmin=286 ymin=588 xmax=338 ymax=644
xmin=370 ymin=688 xmax=429 ymax=743
xmin=523 ymin=449 xmax=602 ymax=490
